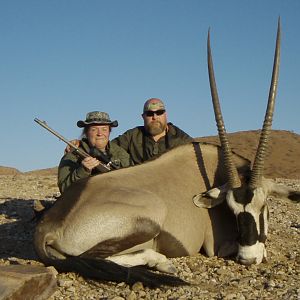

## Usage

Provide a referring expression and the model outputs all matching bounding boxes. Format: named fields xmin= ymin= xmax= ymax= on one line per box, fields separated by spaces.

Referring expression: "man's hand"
xmin=65 ymin=139 xmax=81 ymax=153
xmin=81 ymin=157 xmax=100 ymax=172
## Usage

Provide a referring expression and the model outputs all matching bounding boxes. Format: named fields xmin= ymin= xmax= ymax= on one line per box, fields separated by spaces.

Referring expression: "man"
xmin=112 ymin=98 xmax=193 ymax=164
xmin=58 ymin=111 xmax=131 ymax=193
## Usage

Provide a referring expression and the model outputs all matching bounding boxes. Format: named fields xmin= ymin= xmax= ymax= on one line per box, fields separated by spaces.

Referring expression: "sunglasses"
xmin=144 ymin=110 xmax=166 ymax=117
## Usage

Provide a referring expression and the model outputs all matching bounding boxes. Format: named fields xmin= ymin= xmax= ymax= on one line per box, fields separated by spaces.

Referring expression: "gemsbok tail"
xmin=53 ymin=256 xmax=188 ymax=288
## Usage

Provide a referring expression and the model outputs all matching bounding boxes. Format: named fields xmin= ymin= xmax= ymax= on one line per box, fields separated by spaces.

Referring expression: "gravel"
xmin=0 ymin=174 xmax=299 ymax=299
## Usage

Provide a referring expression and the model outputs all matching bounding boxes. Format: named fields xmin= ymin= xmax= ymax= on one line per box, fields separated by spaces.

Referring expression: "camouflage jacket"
xmin=58 ymin=139 xmax=131 ymax=193
xmin=112 ymin=123 xmax=193 ymax=164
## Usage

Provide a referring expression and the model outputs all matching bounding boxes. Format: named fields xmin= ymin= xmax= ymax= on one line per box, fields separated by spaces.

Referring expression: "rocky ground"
xmin=0 ymin=174 xmax=299 ymax=300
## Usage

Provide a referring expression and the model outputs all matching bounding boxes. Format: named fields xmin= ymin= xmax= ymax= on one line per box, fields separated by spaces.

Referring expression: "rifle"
xmin=34 ymin=118 xmax=111 ymax=173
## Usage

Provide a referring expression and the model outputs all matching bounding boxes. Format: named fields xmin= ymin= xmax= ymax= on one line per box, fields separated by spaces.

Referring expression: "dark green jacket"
xmin=58 ymin=139 xmax=131 ymax=193
xmin=112 ymin=123 xmax=193 ymax=164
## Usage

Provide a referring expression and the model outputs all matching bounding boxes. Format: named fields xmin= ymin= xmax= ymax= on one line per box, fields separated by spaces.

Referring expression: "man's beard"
xmin=146 ymin=121 xmax=166 ymax=136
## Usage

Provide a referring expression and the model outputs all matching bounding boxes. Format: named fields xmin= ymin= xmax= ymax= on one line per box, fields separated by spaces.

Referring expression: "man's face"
xmin=87 ymin=125 xmax=110 ymax=150
xmin=142 ymin=109 xmax=167 ymax=136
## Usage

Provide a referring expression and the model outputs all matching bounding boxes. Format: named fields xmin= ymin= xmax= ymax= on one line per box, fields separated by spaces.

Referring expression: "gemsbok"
xmin=34 ymin=19 xmax=300 ymax=287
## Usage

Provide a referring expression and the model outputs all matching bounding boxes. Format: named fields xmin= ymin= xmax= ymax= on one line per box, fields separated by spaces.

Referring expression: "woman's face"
xmin=86 ymin=125 xmax=110 ymax=150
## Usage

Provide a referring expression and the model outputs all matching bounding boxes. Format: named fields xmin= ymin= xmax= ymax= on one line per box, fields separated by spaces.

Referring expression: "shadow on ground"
xmin=0 ymin=198 xmax=53 ymax=261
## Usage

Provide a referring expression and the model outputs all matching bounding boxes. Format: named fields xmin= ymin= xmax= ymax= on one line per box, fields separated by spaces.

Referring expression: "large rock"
xmin=0 ymin=265 xmax=57 ymax=300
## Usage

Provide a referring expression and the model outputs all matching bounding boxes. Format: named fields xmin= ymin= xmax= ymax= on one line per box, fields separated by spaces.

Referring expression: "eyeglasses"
xmin=144 ymin=110 xmax=165 ymax=117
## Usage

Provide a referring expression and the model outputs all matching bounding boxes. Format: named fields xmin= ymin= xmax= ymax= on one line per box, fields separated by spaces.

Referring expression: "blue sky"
xmin=1 ymin=1 xmax=299 ymax=172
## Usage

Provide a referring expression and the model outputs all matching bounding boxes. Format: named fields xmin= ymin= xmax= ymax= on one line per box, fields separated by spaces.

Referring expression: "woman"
xmin=58 ymin=111 xmax=131 ymax=193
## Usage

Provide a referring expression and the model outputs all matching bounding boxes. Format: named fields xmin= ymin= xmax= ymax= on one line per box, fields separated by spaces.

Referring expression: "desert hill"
xmin=24 ymin=167 xmax=58 ymax=176
xmin=0 ymin=166 xmax=58 ymax=176
xmin=196 ymin=130 xmax=300 ymax=179
xmin=0 ymin=166 xmax=20 ymax=175
xmin=0 ymin=130 xmax=299 ymax=179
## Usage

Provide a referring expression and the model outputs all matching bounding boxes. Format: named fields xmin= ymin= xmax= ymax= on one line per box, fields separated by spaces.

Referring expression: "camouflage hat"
xmin=143 ymin=98 xmax=166 ymax=113
xmin=77 ymin=111 xmax=118 ymax=128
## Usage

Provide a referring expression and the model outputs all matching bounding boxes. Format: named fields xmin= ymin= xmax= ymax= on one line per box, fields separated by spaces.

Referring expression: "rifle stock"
xmin=34 ymin=118 xmax=111 ymax=173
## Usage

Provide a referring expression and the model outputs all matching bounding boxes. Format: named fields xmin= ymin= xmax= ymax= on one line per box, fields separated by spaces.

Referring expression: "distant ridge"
xmin=0 ymin=166 xmax=20 ymax=175
xmin=196 ymin=130 xmax=300 ymax=180
xmin=24 ymin=167 xmax=58 ymax=176
xmin=0 ymin=166 xmax=58 ymax=176
xmin=0 ymin=130 xmax=299 ymax=179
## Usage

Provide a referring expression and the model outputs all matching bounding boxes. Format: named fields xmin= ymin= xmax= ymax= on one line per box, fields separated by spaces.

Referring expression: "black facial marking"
xmin=233 ymin=187 xmax=254 ymax=205
xmin=258 ymin=209 xmax=267 ymax=243
xmin=237 ymin=212 xmax=258 ymax=246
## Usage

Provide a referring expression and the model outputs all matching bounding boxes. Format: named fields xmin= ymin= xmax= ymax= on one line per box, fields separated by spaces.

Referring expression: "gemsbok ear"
xmin=193 ymin=185 xmax=228 ymax=208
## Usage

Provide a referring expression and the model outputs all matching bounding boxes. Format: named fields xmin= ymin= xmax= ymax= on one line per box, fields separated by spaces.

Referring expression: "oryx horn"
xmin=207 ymin=29 xmax=241 ymax=189
xmin=249 ymin=18 xmax=281 ymax=189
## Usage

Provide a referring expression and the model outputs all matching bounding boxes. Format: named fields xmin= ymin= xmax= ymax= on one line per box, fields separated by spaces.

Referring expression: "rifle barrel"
xmin=34 ymin=118 xmax=111 ymax=172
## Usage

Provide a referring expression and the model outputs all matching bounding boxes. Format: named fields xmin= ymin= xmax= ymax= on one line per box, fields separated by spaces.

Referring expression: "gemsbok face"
xmin=226 ymin=184 xmax=269 ymax=264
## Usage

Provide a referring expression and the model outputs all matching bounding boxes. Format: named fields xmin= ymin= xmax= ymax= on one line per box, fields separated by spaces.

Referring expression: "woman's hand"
xmin=81 ymin=156 xmax=100 ymax=172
